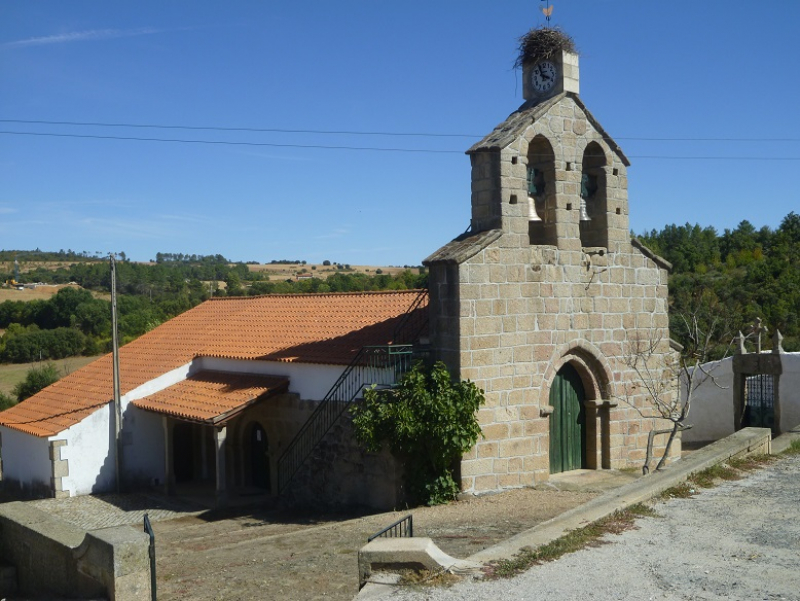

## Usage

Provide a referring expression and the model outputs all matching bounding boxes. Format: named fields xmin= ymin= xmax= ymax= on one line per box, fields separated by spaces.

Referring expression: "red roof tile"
xmin=131 ymin=371 xmax=289 ymax=424
xmin=0 ymin=290 xmax=427 ymax=437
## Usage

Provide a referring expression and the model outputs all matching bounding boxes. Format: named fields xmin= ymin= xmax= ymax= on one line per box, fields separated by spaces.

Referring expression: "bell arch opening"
xmin=579 ymin=141 xmax=609 ymax=249
xmin=526 ymin=135 xmax=558 ymax=245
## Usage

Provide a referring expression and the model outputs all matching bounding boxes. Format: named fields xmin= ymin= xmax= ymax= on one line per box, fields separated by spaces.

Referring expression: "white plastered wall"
xmin=779 ymin=353 xmax=800 ymax=431
xmin=682 ymin=358 xmax=736 ymax=442
xmin=56 ymin=403 xmax=114 ymax=496
xmin=198 ymin=357 xmax=346 ymax=400
xmin=0 ymin=425 xmax=52 ymax=491
xmin=683 ymin=353 xmax=800 ymax=443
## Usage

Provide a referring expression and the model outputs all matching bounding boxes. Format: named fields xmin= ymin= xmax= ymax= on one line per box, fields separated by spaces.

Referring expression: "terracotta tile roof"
xmin=0 ymin=290 xmax=427 ymax=437
xmin=131 ymin=371 xmax=289 ymax=424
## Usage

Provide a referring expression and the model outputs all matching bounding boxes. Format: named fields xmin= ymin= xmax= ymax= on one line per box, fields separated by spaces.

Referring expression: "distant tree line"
xmin=0 ymin=251 xmax=428 ymax=364
xmin=0 ymin=285 xmax=207 ymax=363
xmin=637 ymin=211 xmax=800 ymax=356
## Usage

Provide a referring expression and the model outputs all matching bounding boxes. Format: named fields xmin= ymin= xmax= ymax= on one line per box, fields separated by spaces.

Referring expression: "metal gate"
xmin=744 ymin=374 xmax=776 ymax=431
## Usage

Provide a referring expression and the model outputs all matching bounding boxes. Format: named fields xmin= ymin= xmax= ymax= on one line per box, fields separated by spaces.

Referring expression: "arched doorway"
xmin=549 ymin=364 xmax=587 ymax=473
xmin=173 ymin=422 xmax=194 ymax=483
xmin=249 ymin=423 xmax=270 ymax=491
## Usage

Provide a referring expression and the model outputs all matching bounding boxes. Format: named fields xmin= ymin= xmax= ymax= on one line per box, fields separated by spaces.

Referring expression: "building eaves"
xmin=631 ymin=237 xmax=672 ymax=272
xmin=131 ymin=371 xmax=289 ymax=425
xmin=466 ymin=93 xmax=630 ymax=167
xmin=423 ymin=229 xmax=503 ymax=266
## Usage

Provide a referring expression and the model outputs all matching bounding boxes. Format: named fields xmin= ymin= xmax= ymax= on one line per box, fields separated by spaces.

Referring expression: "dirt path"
xmin=154 ymin=488 xmax=598 ymax=600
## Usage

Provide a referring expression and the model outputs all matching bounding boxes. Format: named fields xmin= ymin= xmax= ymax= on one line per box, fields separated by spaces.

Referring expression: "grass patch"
xmin=727 ymin=453 xmax=777 ymax=470
xmin=782 ymin=439 xmax=800 ymax=456
xmin=689 ymin=464 xmax=741 ymax=488
xmin=0 ymin=356 xmax=101 ymax=396
xmin=397 ymin=569 xmax=461 ymax=588
xmin=486 ymin=503 xmax=656 ymax=579
xmin=659 ymin=482 xmax=696 ymax=500
xmin=660 ymin=454 xmax=777 ymax=501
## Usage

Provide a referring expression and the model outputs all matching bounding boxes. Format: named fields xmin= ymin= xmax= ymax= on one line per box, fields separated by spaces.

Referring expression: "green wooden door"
xmin=549 ymin=364 xmax=587 ymax=473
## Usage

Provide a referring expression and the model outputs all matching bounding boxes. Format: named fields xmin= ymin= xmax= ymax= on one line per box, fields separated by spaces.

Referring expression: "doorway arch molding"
xmin=539 ymin=340 xmax=617 ymax=471
xmin=538 ymin=340 xmax=616 ymax=409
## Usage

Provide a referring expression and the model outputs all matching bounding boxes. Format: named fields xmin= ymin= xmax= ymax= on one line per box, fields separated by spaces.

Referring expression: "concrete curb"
xmin=355 ymin=427 xmax=772 ymax=599
xmin=771 ymin=425 xmax=800 ymax=454
xmin=468 ymin=427 xmax=771 ymax=562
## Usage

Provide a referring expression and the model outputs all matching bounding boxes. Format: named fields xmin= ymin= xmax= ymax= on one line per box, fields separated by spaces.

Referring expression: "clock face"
xmin=530 ymin=60 xmax=557 ymax=93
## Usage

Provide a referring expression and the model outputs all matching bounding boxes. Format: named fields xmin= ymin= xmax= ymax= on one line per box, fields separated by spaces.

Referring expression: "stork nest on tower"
xmin=515 ymin=26 xmax=578 ymax=69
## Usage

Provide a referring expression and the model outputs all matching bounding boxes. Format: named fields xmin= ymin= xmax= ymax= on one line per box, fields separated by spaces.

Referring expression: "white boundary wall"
xmin=683 ymin=352 xmax=800 ymax=443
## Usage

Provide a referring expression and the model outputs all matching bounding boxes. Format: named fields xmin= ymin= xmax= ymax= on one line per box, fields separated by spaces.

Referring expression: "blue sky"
xmin=2 ymin=1 xmax=799 ymax=266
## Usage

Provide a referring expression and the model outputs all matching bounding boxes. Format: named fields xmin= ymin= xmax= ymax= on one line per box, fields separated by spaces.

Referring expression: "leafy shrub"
xmin=0 ymin=391 xmax=16 ymax=411
xmin=351 ymin=361 xmax=485 ymax=506
xmin=13 ymin=362 xmax=60 ymax=401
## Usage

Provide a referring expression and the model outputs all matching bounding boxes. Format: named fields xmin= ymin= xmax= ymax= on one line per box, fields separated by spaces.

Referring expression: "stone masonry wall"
xmin=429 ymin=95 xmax=678 ymax=494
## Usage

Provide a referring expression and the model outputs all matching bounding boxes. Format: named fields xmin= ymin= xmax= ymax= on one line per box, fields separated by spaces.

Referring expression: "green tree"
xmin=351 ymin=361 xmax=485 ymax=505
xmin=13 ymin=362 xmax=60 ymax=401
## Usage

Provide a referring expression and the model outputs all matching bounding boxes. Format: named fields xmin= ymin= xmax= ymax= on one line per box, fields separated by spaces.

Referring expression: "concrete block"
xmin=358 ymin=537 xmax=481 ymax=588
xmin=77 ymin=527 xmax=152 ymax=601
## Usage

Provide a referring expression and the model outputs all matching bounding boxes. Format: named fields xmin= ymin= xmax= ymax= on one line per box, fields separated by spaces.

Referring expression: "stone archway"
xmin=541 ymin=342 xmax=616 ymax=471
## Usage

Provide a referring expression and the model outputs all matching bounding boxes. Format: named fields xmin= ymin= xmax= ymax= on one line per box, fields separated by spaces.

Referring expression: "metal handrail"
xmin=368 ymin=514 xmax=413 ymax=542
xmin=143 ymin=513 xmax=157 ymax=601
xmin=276 ymin=344 xmax=415 ymax=494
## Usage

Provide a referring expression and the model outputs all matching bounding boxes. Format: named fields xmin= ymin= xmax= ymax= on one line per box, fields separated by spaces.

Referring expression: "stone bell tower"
xmin=425 ymin=27 xmax=677 ymax=494
xmin=467 ymin=27 xmax=630 ymax=252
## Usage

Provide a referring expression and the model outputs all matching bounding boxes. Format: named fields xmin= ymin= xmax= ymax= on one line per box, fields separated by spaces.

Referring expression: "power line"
xmin=0 ymin=119 xmax=478 ymax=139
xmin=3 ymin=129 xmax=800 ymax=160
xmin=1 ymin=119 xmax=799 ymax=143
xmin=0 ymin=130 xmax=463 ymax=154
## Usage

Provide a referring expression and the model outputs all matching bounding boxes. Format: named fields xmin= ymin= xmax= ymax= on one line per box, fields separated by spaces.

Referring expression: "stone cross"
xmin=773 ymin=329 xmax=784 ymax=354
xmin=749 ymin=317 xmax=769 ymax=354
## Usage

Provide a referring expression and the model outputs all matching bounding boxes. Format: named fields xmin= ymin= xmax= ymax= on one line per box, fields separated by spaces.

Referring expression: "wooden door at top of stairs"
xmin=549 ymin=363 xmax=587 ymax=474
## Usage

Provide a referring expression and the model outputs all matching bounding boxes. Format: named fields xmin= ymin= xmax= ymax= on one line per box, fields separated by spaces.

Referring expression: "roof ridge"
xmin=208 ymin=289 xmax=426 ymax=301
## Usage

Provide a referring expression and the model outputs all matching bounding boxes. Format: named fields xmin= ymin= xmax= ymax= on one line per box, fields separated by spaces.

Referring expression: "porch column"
xmin=163 ymin=417 xmax=175 ymax=495
xmin=215 ymin=426 xmax=228 ymax=508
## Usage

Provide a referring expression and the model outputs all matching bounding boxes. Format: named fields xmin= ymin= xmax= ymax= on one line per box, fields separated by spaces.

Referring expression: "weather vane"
xmin=540 ymin=0 xmax=554 ymax=23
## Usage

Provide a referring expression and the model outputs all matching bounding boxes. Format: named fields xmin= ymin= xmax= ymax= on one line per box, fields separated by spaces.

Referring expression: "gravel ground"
xmin=388 ymin=454 xmax=800 ymax=601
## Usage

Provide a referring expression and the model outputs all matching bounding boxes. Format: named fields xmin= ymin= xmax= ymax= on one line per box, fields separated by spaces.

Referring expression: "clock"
xmin=530 ymin=60 xmax=557 ymax=94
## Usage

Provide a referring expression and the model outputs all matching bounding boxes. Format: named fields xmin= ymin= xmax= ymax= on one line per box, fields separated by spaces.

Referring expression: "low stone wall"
xmin=284 ymin=412 xmax=405 ymax=511
xmin=0 ymin=501 xmax=151 ymax=600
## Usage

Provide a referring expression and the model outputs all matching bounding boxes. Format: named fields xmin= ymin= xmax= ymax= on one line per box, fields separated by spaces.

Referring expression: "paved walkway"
xmin=29 ymin=492 xmax=206 ymax=530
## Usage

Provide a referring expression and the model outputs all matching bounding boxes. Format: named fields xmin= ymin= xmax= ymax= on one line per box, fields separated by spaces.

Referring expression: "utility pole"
xmin=110 ymin=254 xmax=122 ymax=493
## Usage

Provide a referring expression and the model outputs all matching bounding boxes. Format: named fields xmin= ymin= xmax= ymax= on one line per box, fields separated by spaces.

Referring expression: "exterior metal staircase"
xmin=276 ymin=290 xmax=428 ymax=494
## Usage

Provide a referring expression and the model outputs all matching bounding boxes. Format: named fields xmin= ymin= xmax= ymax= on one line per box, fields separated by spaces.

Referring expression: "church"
xmin=0 ymin=28 xmax=677 ymax=506
xmin=424 ymin=27 xmax=677 ymax=492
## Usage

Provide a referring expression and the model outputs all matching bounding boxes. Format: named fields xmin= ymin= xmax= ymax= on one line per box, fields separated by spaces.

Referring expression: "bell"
xmin=527 ymin=196 xmax=542 ymax=221
xmin=579 ymin=197 xmax=591 ymax=222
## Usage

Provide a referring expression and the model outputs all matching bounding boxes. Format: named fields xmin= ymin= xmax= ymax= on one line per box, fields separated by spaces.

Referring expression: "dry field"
xmin=0 ymin=283 xmax=80 ymax=303
xmin=247 ymin=263 xmax=422 ymax=279
xmin=0 ymin=355 xmax=103 ymax=396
